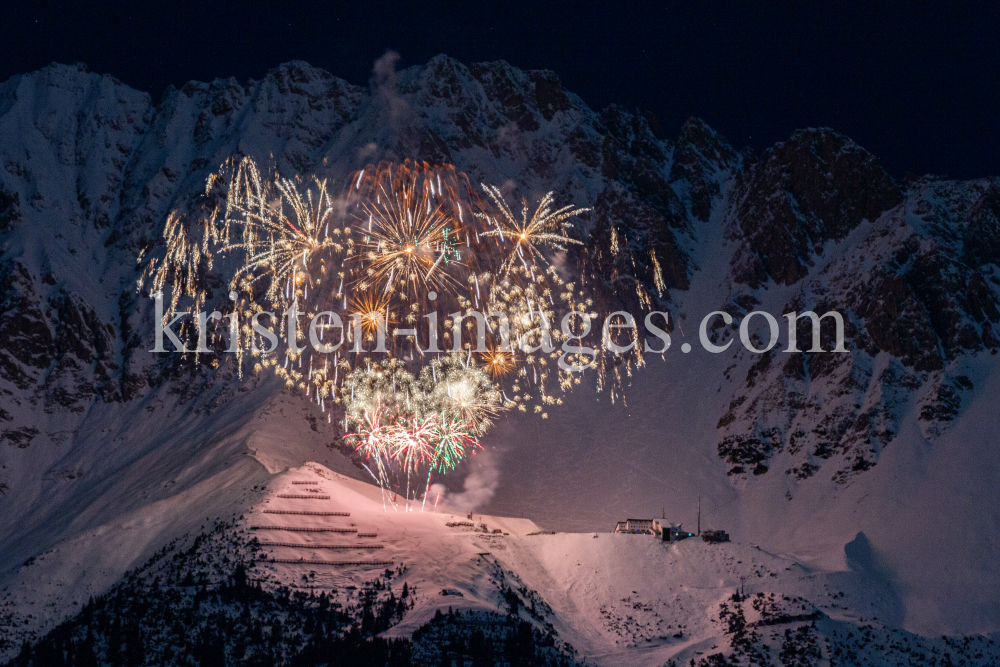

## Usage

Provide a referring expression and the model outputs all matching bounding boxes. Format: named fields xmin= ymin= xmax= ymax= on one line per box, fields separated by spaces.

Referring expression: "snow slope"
xmin=228 ymin=468 xmax=1000 ymax=665
xmin=13 ymin=465 xmax=998 ymax=666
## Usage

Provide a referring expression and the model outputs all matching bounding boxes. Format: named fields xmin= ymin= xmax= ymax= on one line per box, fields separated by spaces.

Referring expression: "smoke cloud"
xmin=430 ymin=449 xmax=500 ymax=513
xmin=369 ymin=51 xmax=412 ymax=127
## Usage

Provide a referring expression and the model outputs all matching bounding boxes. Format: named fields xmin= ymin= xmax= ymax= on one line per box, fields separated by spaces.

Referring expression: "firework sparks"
xmin=139 ymin=157 xmax=640 ymax=507
xmin=480 ymin=344 xmax=516 ymax=379
xmin=352 ymin=162 xmax=474 ymax=299
xmin=478 ymin=185 xmax=589 ymax=276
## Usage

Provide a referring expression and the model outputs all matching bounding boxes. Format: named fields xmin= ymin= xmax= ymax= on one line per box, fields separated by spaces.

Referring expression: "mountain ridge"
xmin=1 ymin=56 xmax=999 ymax=643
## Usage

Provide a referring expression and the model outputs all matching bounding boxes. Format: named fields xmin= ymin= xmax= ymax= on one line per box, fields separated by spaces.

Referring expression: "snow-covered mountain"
xmin=1 ymin=56 xmax=999 ymax=661
xmin=7 ymin=466 xmax=1000 ymax=666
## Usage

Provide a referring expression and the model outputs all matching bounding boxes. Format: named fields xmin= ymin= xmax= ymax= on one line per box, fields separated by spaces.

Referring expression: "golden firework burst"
xmin=351 ymin=161 xmax=472 ymax=299
xmin=478 ymin=185 xmax=589 ymax=275
xmin=479 ymin=344 xmax=516 ymax=379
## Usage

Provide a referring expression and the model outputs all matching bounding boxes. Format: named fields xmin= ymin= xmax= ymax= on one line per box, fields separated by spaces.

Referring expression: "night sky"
xmin=3 ymin=1 xmax=998 ymax=180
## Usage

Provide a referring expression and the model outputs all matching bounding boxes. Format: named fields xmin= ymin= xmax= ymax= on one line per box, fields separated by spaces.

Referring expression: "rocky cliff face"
xmin=2 ymin=57 xmax=999 ymax=497
xmin=715 ymin=137 xmax=1000 ymax=482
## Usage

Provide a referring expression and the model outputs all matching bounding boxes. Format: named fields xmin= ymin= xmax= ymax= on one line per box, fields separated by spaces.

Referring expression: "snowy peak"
xmin=671 ymin=116 xmax=740 ymax=222
xmin=727 ymin=127 xmax=904 ymax=287
xmin=1 ymin=56 xmax=997 ymax=485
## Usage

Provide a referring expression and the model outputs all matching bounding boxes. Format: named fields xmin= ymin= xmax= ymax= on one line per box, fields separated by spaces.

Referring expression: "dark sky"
xmin=3 ymin=1 xmax=999 ymax=180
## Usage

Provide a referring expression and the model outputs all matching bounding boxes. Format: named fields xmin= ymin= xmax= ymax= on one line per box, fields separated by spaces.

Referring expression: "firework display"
xmin=139 ymin=157 xmax=651 ymax=508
